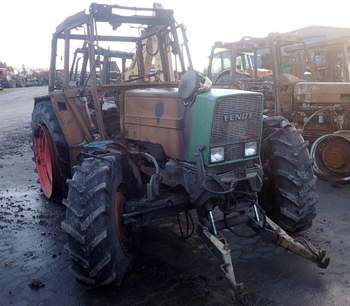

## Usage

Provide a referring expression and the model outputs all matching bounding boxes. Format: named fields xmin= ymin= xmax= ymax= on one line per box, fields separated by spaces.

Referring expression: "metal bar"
xmin=69 ymin=50 xmax=78 ymax=81
xmin=73 ymin=57 xmax=81 ymax=81
xmin=198 ymin=227 xmax=244 ymax=296
xmin=230 ymin=48 xmax=236 ymax=87
xmin=101 ymin=52 xmax=109 ymax=85
xmin=209 ymin=211 xmax=217 ymax=235
xmin=136 ymin=41 xmax=145 ymax=78
xmin=86 ymin=14 xmax=107 ymax=139
xmin=270 ymin=39 xmax=281 ymax=114
xmin=207 ymin=46 xmax=215 ymax=78
xmin=158 ymin=33 xmax=171 ymax=82
xmin=180 ymin=24 xmax=193 ymax=71
xmin=122 ymin=58 xmax=126 ymax=79
xmin=110 ymin=4 xmax=173 ymax=13
xmin=170 ymin=21 xmax=186 ymax=72
xmin=96 ymin=81 xmax=178 ymax=91
xmin=343 ymin=43 xmax=350 ymax=82
xmin=94 ymin=15 xmax=171 ymax=26
xmin=79 ymin=51 xmax=88 ymax=87
xmin=56 ymin=33 xmax=139 ymax=42
xmin=49 ymin=36 xmax=57 ymax=91
xmin=253 ymin=49 xmax=258 ymax=79
xmin=63 ymin=30 xmax=70 ymax=87
xmin=265 ymin=216 xmax=330 ymax=268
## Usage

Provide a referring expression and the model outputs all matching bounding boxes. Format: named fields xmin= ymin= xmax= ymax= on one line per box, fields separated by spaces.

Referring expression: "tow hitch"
xmin=198 ymin=205 xmax=330 ymax=303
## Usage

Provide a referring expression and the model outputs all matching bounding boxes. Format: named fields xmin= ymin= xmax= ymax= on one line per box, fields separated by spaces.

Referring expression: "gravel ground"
xmin=1 ymin=87 xmax=350 ymax=306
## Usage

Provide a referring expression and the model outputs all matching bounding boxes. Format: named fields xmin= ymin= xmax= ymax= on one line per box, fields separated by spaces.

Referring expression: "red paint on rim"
xmin=114 ymin=192 xmax=128 ymax=245
xmin=34 ymin=124 xmax=61 ymax=198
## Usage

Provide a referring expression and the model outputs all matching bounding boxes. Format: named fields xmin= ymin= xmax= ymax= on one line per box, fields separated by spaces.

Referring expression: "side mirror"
xmin=178 ymin=71 xmax=200 ymax=103
xmin=179 ymin=71 xmax=212 ymax=106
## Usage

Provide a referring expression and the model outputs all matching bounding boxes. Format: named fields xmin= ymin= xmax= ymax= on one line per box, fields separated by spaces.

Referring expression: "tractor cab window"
xmin=256 ymin=49 xmax=272 ymax=70
xmin=236 ymin=56 xmax=243 ymax=71
xmin=222 ymin=52 xmax=231 ymax=69
xmin=211 ymin=53 xmax=224 ymax=77
xmin=280 ymin=45 xmax=309 ymax=80
xmin=252 ymin=48 xmax=273 ymax=79
xmin=210 ymin=50 xmax=232 ymax=81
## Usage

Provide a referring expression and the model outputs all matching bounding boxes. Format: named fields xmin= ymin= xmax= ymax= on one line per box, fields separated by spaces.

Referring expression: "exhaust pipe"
xmin=310 ymin=130 xmax=350 ymax=182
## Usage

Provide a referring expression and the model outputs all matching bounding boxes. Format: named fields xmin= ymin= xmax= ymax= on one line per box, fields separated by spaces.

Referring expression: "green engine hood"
xmin=182 ymin=89 xmax=263 ymax=167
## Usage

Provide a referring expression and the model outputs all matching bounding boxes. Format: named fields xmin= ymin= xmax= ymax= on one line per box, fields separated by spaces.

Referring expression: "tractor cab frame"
xmin=46 ymin=3 xmax=192 ymax=155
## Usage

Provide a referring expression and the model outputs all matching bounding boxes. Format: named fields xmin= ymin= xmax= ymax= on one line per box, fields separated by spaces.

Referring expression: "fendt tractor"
xmin=32 ymin=3 xmax=329 ymax=302
xmin=208 ymin=34 xmax=350 ymax=182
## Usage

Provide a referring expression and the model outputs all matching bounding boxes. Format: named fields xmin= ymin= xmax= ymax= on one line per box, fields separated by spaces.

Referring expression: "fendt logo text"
xmin=223 ymin=112 xmax=253 ymax=122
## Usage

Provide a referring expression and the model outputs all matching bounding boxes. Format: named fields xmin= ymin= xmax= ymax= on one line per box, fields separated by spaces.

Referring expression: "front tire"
xmin=62 ymin=155 xmax=137 ymax=287
xmin=261 ymin=126 xmax=317 ymax=233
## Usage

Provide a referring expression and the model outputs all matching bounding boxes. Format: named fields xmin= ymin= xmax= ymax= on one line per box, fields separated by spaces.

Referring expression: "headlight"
xmin=244 ymin=141 xmax=257 ymax=157
xmin=210 ymin=147 xmax=224 ymax=163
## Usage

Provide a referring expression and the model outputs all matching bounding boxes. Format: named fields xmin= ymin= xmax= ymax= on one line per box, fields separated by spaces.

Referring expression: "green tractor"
xmin=31 ymin=3 xmax=328 ymax=301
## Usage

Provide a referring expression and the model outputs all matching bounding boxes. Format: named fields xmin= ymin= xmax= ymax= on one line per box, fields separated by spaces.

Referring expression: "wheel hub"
xmin=114 ymin=192 xmax=129 ymax=245
xmin=34 ymin=124 xmax=61 ymax=198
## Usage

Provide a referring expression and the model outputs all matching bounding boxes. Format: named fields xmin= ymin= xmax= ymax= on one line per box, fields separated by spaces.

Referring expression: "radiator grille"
xmin=211 ymin=94 xmax=262 ymax=160
xmin=224 ymin=143 xmax=243 ymax=161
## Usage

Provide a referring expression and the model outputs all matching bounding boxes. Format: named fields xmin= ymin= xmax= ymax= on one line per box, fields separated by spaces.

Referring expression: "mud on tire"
xmin=62 ymin=155 xmax=137 ymax=287
xmin=261 ymin=126 xmax=317 ymax=233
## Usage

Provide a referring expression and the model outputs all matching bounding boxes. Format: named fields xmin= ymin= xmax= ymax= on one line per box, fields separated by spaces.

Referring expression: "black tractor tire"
xmin=261 ymin=126 xmax=317 ymax=233
xmin=32 ymin=101 xmax=70 ymax=198
xmin=62 ymin=155 xmax=137 ymax=288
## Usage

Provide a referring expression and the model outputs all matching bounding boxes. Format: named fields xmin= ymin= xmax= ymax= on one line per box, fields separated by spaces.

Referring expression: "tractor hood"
xmin=294 ymin=82 xmax=350 ymax=104
xmin=123 ymin=88 xmax=263 ymax=167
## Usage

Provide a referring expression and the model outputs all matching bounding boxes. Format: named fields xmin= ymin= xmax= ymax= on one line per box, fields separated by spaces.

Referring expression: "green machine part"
xmin=183 ymin=89 xmax=264 ymax=167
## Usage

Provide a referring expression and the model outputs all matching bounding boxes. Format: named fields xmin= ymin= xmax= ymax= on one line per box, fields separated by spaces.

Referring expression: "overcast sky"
xmin=1 ymin=0 xmax=350 ymax=71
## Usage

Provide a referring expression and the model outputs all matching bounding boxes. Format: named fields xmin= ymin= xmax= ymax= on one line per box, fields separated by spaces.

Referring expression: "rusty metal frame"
xmin=48 ymin=2 xmax=189 ymax=155
xmin=49 ymin=3 xmax=192 ymax=141
xmin=209 ymin=34 xmax=314 ymax=114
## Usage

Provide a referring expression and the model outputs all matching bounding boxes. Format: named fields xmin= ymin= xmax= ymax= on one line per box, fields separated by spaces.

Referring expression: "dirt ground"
xmin=1 ymin=87 xmax=350 ymax=306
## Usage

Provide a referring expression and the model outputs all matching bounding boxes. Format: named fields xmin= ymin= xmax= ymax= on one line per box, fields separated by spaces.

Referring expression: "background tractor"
xmin=32 ymin=3 xmax=328 ymax=301
xmin=0 ymin=66 xmax=16 ymax=88
xmin=208 ymin=34 xmax=350 ymax=182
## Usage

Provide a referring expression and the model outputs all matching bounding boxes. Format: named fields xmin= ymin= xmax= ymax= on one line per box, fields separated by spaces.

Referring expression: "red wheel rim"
xmin=114 ymin=192 xmax=129 ymax=246
xmin=34 ymin=124 xmax=61 ymax=198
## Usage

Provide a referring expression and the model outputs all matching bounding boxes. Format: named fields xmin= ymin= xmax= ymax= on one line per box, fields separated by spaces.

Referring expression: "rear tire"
xmin=32 ymin=101 xmax=70 ymax=199
xmin=261 ymin=126 xmax=317 ymax=233
xmin=62 ymin=155 xmax=137 ymax=287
